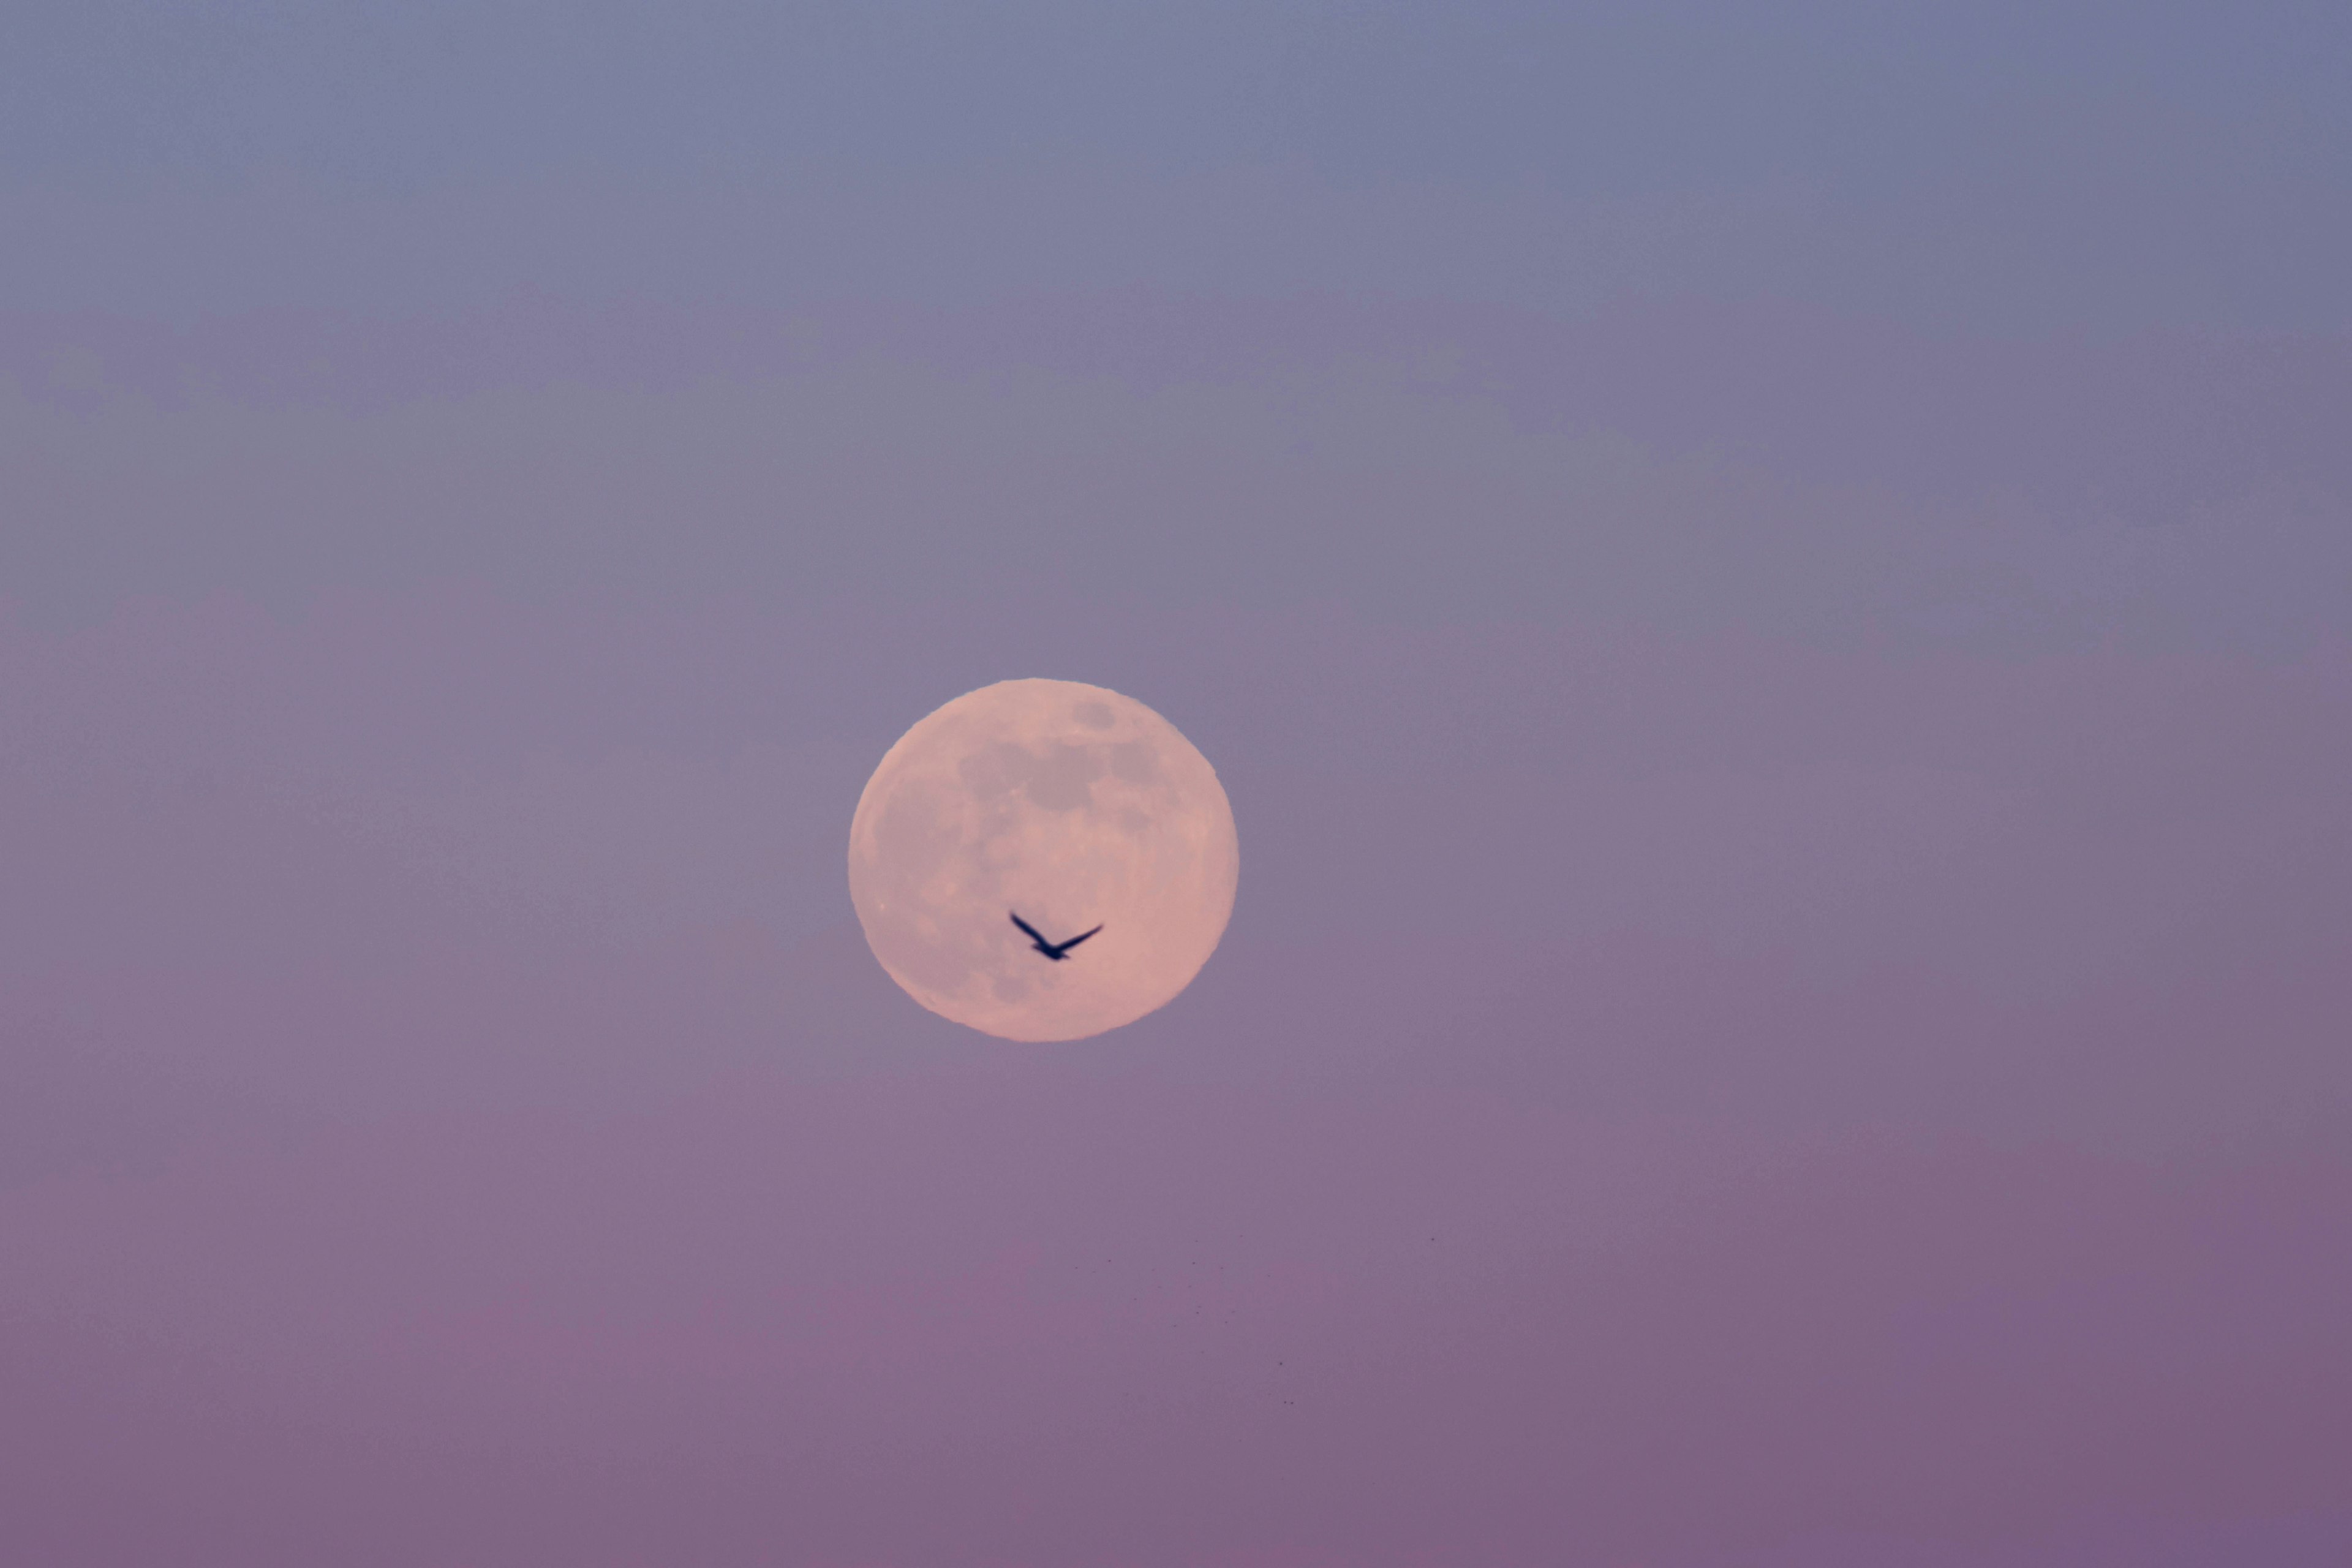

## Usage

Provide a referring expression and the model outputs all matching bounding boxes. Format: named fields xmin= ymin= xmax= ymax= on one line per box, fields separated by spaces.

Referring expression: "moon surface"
xmin=847 ymin=679 xmax=1239 ymax=1041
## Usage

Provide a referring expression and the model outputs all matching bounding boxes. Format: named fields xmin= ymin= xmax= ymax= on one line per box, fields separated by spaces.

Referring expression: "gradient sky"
xmin=4 ymin=4 xmax=2350 ymax=1565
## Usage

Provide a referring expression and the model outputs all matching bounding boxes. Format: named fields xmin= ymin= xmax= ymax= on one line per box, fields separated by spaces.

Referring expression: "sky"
xmin=3 ymin=3 xmax=2350 ymax=1565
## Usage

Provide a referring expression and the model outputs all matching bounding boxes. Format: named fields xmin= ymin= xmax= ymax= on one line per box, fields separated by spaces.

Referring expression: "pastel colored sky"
xmin=4 ymin=5 xmax=2348 ymax=1565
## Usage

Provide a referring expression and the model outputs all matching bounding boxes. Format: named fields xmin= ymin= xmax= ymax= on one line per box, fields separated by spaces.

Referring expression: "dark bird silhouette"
xmin=1010 ymin=911 xmax=1103 ymax=961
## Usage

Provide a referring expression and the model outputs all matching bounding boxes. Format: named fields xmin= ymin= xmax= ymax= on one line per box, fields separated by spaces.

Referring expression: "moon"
xmin=846 ymin=679 xmax=1239 ymax=1041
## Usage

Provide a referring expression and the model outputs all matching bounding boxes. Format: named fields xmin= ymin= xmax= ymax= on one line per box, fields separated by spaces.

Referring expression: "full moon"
xmin=846 ymin=679 xmax=1239 ymax=1041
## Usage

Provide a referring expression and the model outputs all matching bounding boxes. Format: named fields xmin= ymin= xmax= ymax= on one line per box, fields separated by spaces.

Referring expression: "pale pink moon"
xmin=846 ymin=679 xmax=1240 ymax=1042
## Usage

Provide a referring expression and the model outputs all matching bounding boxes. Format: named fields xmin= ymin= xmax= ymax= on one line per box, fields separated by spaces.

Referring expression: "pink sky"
xmin=4 ymin=571 xmax=2346 ymax=1564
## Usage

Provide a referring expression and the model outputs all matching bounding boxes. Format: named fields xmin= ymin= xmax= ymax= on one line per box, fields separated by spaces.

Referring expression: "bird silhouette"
xmin=1009 ymin=911 xmax=1103 ymax=961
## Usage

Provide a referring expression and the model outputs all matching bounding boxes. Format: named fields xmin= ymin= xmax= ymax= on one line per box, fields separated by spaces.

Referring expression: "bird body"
xmin=1009 ymin=911 xmax=1103 ymax=961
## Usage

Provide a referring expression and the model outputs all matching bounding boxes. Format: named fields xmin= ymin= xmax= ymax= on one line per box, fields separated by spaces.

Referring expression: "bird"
xmin=1009 ymin=911 xmax=1103 ymax=961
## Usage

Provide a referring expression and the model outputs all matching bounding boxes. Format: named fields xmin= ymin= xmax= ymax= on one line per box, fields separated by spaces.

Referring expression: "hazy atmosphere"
xmin=5 ymin=4 xmax=2350 ymax=1564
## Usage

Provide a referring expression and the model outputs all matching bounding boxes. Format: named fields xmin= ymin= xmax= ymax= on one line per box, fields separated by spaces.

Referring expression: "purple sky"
xmin=5 ymin=4 xmax=2350 ymax=1564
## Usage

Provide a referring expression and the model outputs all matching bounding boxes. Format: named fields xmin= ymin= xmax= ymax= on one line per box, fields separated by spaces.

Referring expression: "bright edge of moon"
xmin=847 ymin=679 xmax=1240 ymax=1042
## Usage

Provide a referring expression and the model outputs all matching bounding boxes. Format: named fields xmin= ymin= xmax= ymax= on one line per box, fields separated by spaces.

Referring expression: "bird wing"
xmin=1056 ymin=924 xmax=1104 ymax=953
xmin=1008 ymin=911 xmax=1048 ymax=945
